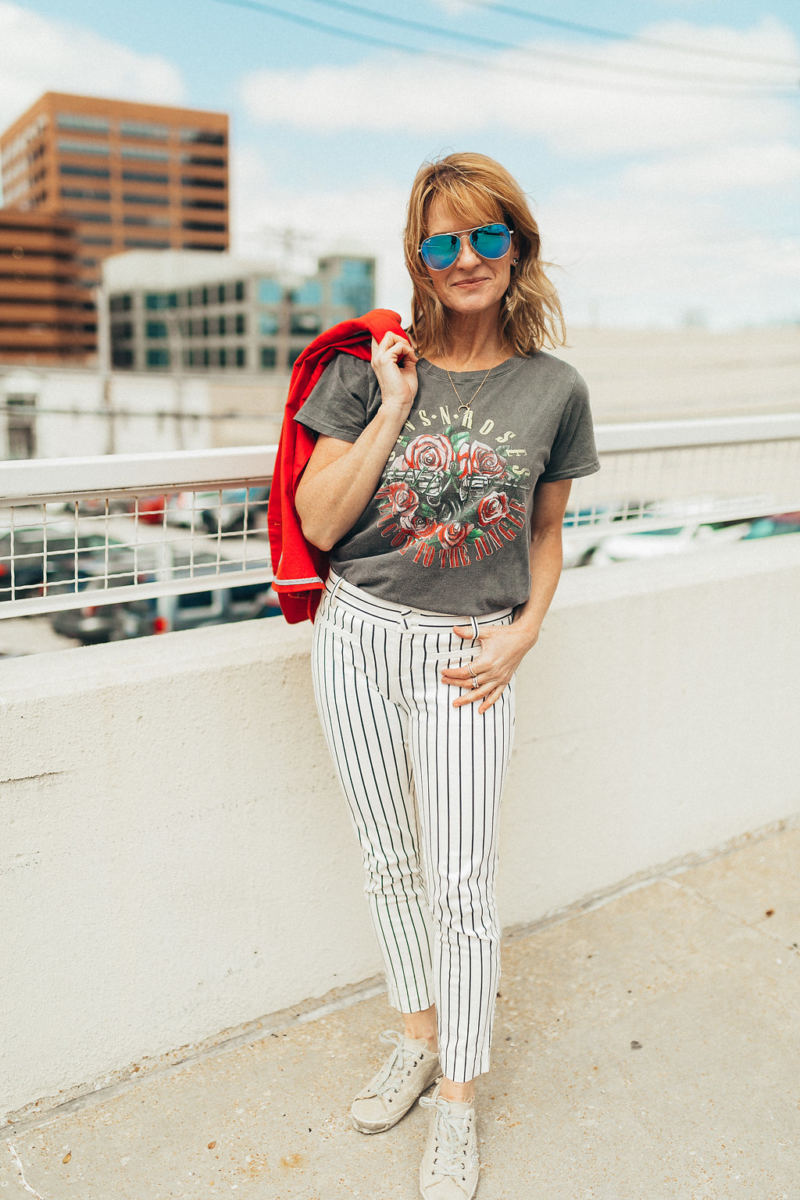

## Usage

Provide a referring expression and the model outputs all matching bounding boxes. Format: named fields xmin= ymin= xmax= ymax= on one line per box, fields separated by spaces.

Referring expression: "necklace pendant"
xmin=458 ymin=401 xmax=471 ymax=413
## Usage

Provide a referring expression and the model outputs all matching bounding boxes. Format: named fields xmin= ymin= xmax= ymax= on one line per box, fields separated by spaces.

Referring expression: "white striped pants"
xmin=311 ymin=573 xmax=516 ymax=1083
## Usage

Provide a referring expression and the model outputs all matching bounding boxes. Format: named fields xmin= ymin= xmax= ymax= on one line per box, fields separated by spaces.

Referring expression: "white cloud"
xmin=622 ymin=142 xmax=800 ymax=195
xmin=0 ymin=2 xmax=185 ymax=132
xmin=541 ymin=182 xmax=800 ymax=328
xmin=239 ymin=18 xmax=799 ymax=157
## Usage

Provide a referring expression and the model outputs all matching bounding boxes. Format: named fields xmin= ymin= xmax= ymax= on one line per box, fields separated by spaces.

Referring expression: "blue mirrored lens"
xmin=421 ymin=234 xmax=459 ymax=270
xmin=470 ymin=224 xmax=511 ymax=259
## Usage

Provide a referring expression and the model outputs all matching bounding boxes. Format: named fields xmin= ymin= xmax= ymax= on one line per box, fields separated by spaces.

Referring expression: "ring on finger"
xmin=468 ymin=663 xmax=478 ymax=681
xmin=471 ymin=676 xmax=479 ymax=690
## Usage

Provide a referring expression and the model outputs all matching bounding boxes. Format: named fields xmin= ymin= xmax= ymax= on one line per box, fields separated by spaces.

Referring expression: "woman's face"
xmin=422 ymin=195 xmax=516 ymax=319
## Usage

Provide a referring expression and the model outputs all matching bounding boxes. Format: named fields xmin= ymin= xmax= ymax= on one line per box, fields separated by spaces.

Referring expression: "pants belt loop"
xmin=329 ymin=576 xmax=345 ymax=606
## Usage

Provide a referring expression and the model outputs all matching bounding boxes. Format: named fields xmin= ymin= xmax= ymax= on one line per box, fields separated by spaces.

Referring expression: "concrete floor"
xmin=2 ymin=826 xmax=798 ymax=1200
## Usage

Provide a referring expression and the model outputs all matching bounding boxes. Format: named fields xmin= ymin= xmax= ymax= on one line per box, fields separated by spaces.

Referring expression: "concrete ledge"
xmin=2 ymin=536 xmax=799 ymax=1122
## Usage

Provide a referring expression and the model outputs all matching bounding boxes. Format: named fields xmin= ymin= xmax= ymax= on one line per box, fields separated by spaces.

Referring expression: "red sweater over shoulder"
xmin=267 ymin=309 xmax=409 ymax=623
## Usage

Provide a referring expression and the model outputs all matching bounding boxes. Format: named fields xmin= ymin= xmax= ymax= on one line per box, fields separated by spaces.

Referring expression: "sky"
xmin=1 ymin=0 xmax=799 ymax=329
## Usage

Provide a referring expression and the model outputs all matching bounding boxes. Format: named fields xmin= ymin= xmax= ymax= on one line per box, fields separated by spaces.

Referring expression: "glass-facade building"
xmin=107 ymin=253 xmax=375 ymax=373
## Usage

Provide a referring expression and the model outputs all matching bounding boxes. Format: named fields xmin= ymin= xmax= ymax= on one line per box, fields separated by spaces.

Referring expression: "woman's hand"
xmin=441 ymin=622 xmax=537 ymax=713
xmin=371 ymin=332 xmax=419 ymax=418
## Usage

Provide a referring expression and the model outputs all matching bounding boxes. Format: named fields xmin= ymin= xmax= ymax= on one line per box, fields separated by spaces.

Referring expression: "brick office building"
xmin=0 ymin=92 xmax=229 ymax=306
xmin=0 ymin=209 xmax=95 ymax=365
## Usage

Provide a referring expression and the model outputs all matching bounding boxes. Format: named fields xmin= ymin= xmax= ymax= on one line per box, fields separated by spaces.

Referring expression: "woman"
xmin=294 ymin=152 xmax=599 ymax=1199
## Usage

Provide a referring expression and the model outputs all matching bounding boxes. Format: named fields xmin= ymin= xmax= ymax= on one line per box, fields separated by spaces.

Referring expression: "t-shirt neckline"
xmin=418 ymin=356 xmax=525 ymax=382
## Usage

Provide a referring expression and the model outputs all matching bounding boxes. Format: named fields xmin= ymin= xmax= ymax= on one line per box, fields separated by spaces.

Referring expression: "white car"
xmin=590 ymin=520 xmax=751 ymax=565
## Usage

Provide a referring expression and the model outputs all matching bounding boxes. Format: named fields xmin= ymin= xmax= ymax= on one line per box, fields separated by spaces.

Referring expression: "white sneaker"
xmin=419 ymin=1087 xmax=480 ymax=1200
xmin=350 ymin=1030 xmax=441 ymax=1134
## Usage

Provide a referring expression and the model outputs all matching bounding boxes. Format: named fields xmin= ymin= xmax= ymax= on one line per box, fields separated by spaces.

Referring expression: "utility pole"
xmin=94 ymin=283 xmax=115 ymax=454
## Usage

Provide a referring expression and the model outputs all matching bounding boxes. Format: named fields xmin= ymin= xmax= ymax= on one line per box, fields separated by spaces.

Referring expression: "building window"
xmin=124 ymin=238 xmax=170 ymax=250
xmin=183 ymin=198 xmax=226 ymax=211
xmin=234 ymin=280 xmax=245 ymax=302
xmin=259 ymin=313 xmax=279 ymax=336
xmin=202 ymin=317 xmax=210 ymax=336
xmin=291 ymin=281 xmax=322 ymax=306
xmin=122 ymin=192 xmax=169 ymax=206
xmin=257 ymin=279 xmax=282 ymax=305
xmin=145 ymin=293 xmax=169 ymax=310
xmin=121 ymin=147 xmax=170 ymax=163
xmin=182 ymin=219 xmax=226 ymax=233
xmin=60 ymin=187 xmax=111 ymax=202
xmin=203 ymin=349 xmax=210 ymax=367
xmin=217 ymin=284 xmax=225 ymax=303
xmin=111 ymin=321 xmax=134 ymax=339
xmin=112 ymin=347 xmax=134 ymax=368
xmin=182 ymin=241 xmax=226 ymax=251
xmin=56 ymin=113 xmax=109 ymax=134
xmin=180 ymin=175 xmax=225 ymax=189
xmin=180 ymin=128 xmax=226 ymax=145
xmin=60 ymin=164 xmax=110 ymax=179
xmin=330 ymin=258 xmax=375 ymax=312
xmin=110 ymin=294 xmax=132 ymax=312
xmin=217 ymin=315 xmax=226 ymax=335
xmin=82 ymin=235 xmax=113 ymax=246
xmin=235 ymin=347 xmax=246 ymax=368
xmin=123 ymin=214 xmax=170 ymax=228
xmin=122 ymin=169 xmax=169 ymax=185
xmin=146 ymin=321 xmax=168 ymax=339
xmin=119 ymin=120 xmax=168 ymax=141
xmin=218 ymin=348 xmax=227 ymax=368
xmin=146 ymin=348 xmax=170 ymax=368
xmin=235 ymin=313 xmax=246 ymax=335
xmin=180 ymin=153 xmax=226 ymax=167
xmin=64 ymin=210 xmax=111 ymax=223
xmin=57 ymin=138 xmax=110 ymax=156
xmin=290 ymin=313 xmax=322 ymax=336
xmin=260 ymin=346 xmax=277 ymax=368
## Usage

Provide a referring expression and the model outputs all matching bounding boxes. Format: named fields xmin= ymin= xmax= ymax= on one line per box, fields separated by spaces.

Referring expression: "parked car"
xmin=742 ymin=512 xmax=800 ymax=540
xmin=51 ymin=554 xmax=278 ymax=644
xmin=589 ymin=519 xmax=751 ymax=566
xmin=0 ymin=523 xmax=126 ymax=601
xmin=200 ymin=487 xmax=270 ymax=534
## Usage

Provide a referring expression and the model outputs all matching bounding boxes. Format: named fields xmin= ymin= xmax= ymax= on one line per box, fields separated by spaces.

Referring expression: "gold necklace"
xmin=445 ymin=367 xmax=493 ymax=413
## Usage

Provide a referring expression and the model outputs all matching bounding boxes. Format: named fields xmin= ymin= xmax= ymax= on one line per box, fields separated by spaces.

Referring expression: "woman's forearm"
xmin=512 ymin=527 xmax=564 ymax=646
xmin=295 ymin=406 xmax=408 ymax=551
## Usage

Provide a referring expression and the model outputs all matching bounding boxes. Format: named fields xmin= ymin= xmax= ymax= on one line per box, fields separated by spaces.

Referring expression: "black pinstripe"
xmin=311 ymin=575 xmax=516 ymax=1083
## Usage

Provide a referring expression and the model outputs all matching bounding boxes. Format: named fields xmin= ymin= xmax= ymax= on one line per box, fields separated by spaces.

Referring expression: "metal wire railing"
xmin=1 ymin=414 xmax=799 ymax=621
xmin=0 ymin=447 xmax=275 ymax=619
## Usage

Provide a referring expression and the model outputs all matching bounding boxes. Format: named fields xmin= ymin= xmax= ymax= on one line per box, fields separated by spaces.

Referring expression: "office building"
xmin=0 ymin=91 xmax=229 ymax=295
xmin=0 ymin=208 xmax=94 ymax=365
xmin=103 ymin=250 xmax=375 ymax=373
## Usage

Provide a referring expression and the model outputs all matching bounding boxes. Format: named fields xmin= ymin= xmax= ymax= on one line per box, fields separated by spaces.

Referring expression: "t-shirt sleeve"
xmin=294 ymin=353 xmax=373 ymax=444
xmin=540 ymin=370 xmax=600 ymax=482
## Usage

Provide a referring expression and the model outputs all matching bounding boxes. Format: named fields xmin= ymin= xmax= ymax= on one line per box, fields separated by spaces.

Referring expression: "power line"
xmin=304 ymin=0 xmax=798 ymax=87
xmin=460 ymin=0 xmax=800 ymax=70
xmin=212 ymin=0 xmax=799 ymax=97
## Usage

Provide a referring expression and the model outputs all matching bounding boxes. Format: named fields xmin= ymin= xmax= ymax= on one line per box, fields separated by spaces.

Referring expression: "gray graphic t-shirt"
xmin=295 ymin=352 xmax=600 ymax=614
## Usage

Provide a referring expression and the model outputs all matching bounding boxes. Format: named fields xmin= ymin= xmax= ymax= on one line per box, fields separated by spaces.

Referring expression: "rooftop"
xmin=3 ymin=822 xmax=797 ymax=1199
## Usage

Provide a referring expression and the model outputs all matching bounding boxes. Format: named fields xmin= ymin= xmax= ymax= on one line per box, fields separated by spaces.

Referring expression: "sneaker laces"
xmin=420 ymin=1095 xmax=476 ymax=1178
xmin=370 ymin=1030 xmax=427 ymax=1098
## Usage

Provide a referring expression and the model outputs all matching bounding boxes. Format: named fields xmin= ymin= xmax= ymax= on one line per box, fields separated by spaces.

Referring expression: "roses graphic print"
xmin=376 ymin=425 xmax=528 ymax=569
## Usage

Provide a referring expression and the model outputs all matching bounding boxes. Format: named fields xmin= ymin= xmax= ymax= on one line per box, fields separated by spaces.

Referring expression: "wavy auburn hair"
xmin=404 ymin=152 xmax=565 ymax=359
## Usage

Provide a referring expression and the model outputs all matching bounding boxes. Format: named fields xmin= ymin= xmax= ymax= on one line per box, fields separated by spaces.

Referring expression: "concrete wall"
xmin=2 ymin=537 xmax=799 ymax=1123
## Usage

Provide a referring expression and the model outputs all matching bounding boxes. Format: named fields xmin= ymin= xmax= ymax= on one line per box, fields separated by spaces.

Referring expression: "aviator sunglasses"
xmin=419 ymin=222 xmax=514 ymax=271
